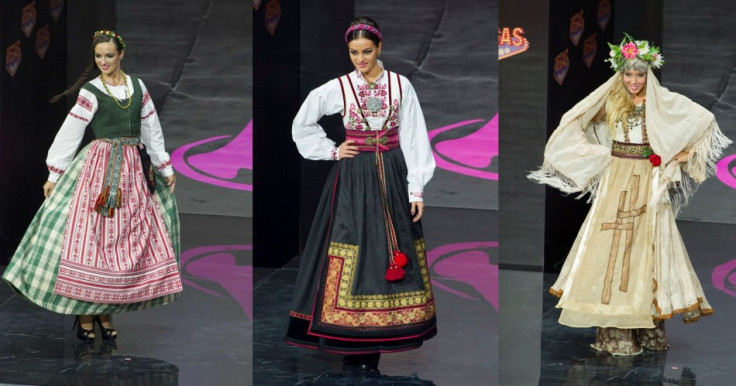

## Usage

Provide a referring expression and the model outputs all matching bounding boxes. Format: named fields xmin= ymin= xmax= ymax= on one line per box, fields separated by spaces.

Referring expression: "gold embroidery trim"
xmin=329 ymin=239 xmax=433 ymax=305
xmin=319 ymin=239 xmax=435 ymax=327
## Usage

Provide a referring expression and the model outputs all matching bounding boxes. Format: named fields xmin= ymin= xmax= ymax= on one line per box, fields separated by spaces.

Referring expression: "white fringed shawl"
xmin=529 ymin=68 xmax=731 ymax=213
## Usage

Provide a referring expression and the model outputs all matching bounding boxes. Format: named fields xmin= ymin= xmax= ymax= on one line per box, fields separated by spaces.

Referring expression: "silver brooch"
xmin=366 ymin=97 xmax=382 ymax=113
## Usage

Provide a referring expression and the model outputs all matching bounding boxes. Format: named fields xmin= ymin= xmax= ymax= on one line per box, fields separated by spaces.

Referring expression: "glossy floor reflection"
xmin=506 ymin=220 xmax=736 ymax=385
xmin=0 ymin=214 xmax=251 ymax=386
xmin=254 ymin=208 xmax=498 ymax=386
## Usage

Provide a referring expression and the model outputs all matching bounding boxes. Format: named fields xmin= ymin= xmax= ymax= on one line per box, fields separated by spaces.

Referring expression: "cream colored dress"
xmin=550 ymin=106 xmax=713 ymax=329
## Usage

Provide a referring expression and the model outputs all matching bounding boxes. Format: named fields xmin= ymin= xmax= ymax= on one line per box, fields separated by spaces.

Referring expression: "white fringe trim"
xmin=670 ymin=119 xmax=732 ymax=215
xmin=528 ymin=163 xmax=603 ymax=202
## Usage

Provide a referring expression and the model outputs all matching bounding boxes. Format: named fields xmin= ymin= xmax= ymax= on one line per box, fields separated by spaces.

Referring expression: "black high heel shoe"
xmin=94 ymin=315 xmax=118 ymax=341
xmin=73 ymin=316 xmax=95 ymax=342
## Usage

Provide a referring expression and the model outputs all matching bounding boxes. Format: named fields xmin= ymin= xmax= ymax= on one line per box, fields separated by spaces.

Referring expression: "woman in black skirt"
xmin=286 ymin=16 xmax=437 ymax=373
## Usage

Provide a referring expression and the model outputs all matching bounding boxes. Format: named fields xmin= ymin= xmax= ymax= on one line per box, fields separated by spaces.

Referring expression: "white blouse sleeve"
xmin=398 ymin=77 xmax=435 ymax=202
xmin=292 ymin=79 xmax=344 ymax=160
xmin=138 ymin=79 xmax=173 ymax=177
xmin=46 ymin=89 xmax=98 ymax=182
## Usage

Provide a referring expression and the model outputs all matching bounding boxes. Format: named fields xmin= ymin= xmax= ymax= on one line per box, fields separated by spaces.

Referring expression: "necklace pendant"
xmin=366 ymin=97 xmax=382 ymax=113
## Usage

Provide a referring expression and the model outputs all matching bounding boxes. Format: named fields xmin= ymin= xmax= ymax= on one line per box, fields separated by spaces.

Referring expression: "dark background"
xmin=499 ymin=0 xmax=710 ymax=273
xmin=0 ymin=1 xmax=115 ymax=266
xmin=253 ymin=0 xmax=498 ymax=268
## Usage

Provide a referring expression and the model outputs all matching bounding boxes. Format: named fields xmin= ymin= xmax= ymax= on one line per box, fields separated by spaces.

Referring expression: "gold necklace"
xmin=100 ymin=71 xmax=132 ymax=109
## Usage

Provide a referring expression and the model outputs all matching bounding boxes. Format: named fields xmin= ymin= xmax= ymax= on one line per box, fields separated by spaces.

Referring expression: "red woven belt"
xmin=345 ymin=127 xmax=399 ymax=152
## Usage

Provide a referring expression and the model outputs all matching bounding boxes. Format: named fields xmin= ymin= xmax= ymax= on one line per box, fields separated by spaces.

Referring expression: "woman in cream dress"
xmin=530 ymin=35 xmax=730 ymax=355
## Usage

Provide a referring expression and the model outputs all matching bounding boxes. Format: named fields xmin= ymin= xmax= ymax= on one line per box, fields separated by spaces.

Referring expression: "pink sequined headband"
xmin=344 ymin=24 xmax=383 ymax=43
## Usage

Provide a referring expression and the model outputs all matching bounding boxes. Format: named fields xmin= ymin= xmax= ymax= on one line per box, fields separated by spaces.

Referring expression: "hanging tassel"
xmin=94 ymin=186 xmax=122 ymax=218
xmin=94 ymin=186 xmax=111 ymax=212
xmin=393 ymin=250 xmax=408 ymax=268
xmin=114 ymin=187 xmax=122 ymax=208
xmin=385 ymin=263 xmax=405 ymax=282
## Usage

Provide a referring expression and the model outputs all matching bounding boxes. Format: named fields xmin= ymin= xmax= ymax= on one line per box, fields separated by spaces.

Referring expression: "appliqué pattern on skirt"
xmin=53 ymin=141 xmax=182 ymax=303
xmin=600 ymin=174 xmax=646 ymax=304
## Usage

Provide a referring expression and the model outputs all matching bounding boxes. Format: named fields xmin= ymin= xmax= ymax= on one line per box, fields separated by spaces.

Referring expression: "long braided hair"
xmin=49 ymin=34 xmax=124 ymax=103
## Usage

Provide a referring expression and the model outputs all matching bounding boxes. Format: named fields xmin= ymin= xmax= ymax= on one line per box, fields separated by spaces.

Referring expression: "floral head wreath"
xmin=344 ymin=23 xmax=383 ymax=43
xmin=93 ymin=30 xmax=126 ymax=50
xmin=605 ymin=33 xmax=663 ymax=72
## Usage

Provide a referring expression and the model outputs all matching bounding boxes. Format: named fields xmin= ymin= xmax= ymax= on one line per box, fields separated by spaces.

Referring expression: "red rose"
xmin=649 ymin=154 xmax=661 ymax=167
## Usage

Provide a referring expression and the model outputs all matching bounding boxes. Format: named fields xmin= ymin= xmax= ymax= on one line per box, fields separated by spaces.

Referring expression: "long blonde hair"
xmin=605 ymin=60 xmax=648 ymax=134
xmin=604 ymin=76 xmax=637 ymax=134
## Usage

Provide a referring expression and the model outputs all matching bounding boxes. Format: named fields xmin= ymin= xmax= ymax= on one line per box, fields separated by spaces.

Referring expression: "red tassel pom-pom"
xmin=393 ymin=251 xmax=408 ymax=267
xmin=385 ymin=264 xmax=405 ymax=282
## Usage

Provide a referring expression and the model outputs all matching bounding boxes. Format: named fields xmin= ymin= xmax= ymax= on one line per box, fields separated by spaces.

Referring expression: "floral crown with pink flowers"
xmin=344 ymin=23 xmax=383 ymax=43
xmin=93 ymin=30 xmax=126 ymax=50
xmin=605 ymin=33 xmax=663 ymax=71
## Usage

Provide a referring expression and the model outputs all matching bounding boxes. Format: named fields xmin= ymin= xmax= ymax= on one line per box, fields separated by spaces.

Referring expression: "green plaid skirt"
xmin=2 ymin=143 xmax=182 ymax=314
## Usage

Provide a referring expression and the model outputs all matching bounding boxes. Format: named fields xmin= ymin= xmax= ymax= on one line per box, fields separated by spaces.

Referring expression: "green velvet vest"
xmin=81 ymin=76 xmax=142 ymax=139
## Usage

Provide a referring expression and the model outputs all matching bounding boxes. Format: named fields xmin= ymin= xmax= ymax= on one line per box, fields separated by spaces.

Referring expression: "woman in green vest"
xmin=2 ymin=31 xmax=183 ymax=342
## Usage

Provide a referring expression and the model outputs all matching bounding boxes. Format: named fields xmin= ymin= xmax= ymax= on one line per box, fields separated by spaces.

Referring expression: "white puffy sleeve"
xmin=46 ymin=89 xmax=98 ymax=182
xmin=292 ymin=79 xmax=344 ymax=160
xmin=398 ymin=77 xmax=435 ymax=202
xmin=138 ymin=79 xmax=173 ymax=177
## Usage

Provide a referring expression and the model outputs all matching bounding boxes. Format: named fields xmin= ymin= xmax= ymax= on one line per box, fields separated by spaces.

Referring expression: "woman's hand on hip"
xmin=166 ymin=174 xmax=176 ymax=193
xmin=671 ymin=150 xmax=691 ymax=164
xmin=338 ymin=140 xmax=359 ymax=159
xmin=43 ymin=181 xmax=56 ymax=198
xmin=411 ymin=201 xmax=424 ymax=222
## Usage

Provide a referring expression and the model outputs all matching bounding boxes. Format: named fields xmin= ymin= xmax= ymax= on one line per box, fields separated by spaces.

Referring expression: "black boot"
xmin=342 ymin=353 xmax=381 ymax=376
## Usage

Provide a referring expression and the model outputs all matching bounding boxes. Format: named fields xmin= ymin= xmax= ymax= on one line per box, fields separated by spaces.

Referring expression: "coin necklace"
xmin=100 ymin=71 xmax=132 ymax=109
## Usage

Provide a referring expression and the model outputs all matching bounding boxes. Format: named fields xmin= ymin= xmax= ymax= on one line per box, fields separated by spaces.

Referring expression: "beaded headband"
xmin=344 ymin=23 xmax=383 ymax=43
xmin=93 ymin=30 xmax=126 ymax=50
xmin=605 ymin=33 xmax=663 ymax=72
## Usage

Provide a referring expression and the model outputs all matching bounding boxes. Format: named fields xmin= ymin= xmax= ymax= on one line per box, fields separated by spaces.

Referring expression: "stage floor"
xmin=0 ymin=213 xmax=251 ymax=386
xmin=502 ymin=220 xmax=736 ymax=385
xmin=253 ymin=207 xmax=498 ymax=385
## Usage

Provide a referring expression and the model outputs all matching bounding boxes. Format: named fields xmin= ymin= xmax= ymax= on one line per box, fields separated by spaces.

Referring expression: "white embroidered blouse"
xmin=292 ymin=70 xmax=435 ymax=202
xmin=46 ymin=75 xmax=173 ymax=182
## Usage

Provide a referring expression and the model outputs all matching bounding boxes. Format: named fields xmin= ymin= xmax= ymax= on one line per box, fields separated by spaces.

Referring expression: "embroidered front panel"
xmin=345 ymin=100 xmax=400 ymax=131
xmin=319 ymin=239 xmax=435 ymax=327
xmin=342 ymin=72 xmax=402 ymax=131
xmin=357 ymin=82 xmax=388 ymax=118
xmin=386 ymin=99 xmax=400 ymax=129
xmin=346 ymin=104 xmax=366 ymax=130
xmin=615 ymin=104 xmax=647 ymax=144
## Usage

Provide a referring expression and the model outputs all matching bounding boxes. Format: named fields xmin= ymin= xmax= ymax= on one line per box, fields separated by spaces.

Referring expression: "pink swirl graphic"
xmin=716 ymin=153 xmax=736 ymax=190
xmin=427 ymin=115 xmax=498 ymax=181
xmin=713 ymin=259 xmax=736 ymax=298
xmin=426 ymin=241 xmax=498 ymax=310
xmin=171 ymin=120 xmax=253 ymax=191
xmin=180 ymin=245 xmax=253 ymax=319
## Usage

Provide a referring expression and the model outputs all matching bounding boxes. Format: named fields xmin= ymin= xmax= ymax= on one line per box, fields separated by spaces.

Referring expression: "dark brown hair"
xmin=49 ymin=34 xmax=124 ymax=103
